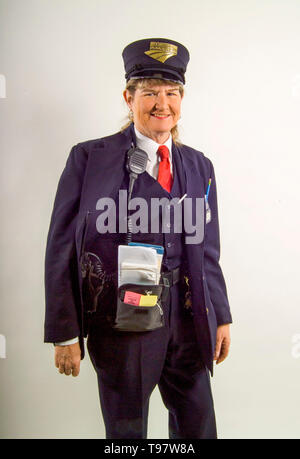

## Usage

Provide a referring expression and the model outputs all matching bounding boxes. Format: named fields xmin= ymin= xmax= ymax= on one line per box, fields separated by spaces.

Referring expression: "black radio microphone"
xmin=125 ymin=147 xmax=149 ymax=244
xmin=126 ymin=147 xmax=149 ymax=197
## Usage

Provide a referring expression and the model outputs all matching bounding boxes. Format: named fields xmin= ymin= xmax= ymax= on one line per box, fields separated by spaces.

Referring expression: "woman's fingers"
xmin=71 ymin=361 xmax=80 ymax=377
xmin=55 ymin=343 xmax=81 ymax=377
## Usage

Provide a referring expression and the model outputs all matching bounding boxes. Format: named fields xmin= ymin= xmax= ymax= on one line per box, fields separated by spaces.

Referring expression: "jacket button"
xmin=206 ymin=307 xmax=209 ymax=314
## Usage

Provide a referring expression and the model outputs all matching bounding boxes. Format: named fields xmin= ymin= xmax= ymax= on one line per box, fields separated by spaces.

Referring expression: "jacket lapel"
xmin=81 ymin=124 xmax=135 ymax=211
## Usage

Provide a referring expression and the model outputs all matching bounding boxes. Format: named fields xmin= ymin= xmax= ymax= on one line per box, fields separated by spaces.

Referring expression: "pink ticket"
xmin=124 ymin=291 xmax=141 ymax=306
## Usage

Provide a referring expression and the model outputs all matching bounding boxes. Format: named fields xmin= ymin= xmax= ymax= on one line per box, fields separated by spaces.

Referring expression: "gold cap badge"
xmin=144 ymin=41 xmax=178 ymax=63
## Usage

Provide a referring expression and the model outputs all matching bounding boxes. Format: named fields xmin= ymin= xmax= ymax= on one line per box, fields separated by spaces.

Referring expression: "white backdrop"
xmin=1 ymin=0 xmax=300 ymax=439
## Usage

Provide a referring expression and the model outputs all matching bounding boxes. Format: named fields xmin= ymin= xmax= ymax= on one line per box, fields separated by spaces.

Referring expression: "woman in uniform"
xmin=44 ymin=38 xmax=232 ymax=439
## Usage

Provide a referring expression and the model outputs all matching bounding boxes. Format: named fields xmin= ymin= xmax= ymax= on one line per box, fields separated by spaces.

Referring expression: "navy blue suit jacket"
xmin=44 ymin=124 xmax=232 ymax=374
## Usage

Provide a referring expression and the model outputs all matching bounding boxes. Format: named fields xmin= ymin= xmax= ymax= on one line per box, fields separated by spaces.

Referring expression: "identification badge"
xmin=205 ymin=198 xmax=211 ymax=224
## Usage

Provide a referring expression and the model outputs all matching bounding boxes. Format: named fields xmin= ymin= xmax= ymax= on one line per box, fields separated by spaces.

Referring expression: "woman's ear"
xmin=123 ymin=89 xmax=132 ymax=109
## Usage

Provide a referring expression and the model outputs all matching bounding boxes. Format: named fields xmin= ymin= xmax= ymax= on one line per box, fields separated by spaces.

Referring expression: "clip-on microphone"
xmin=126 ymin=147 xmax=149 ymax=244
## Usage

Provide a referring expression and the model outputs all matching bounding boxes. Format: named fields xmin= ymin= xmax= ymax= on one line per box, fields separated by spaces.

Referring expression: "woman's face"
xmin=124 ymin=82 xmax=183 ymax=143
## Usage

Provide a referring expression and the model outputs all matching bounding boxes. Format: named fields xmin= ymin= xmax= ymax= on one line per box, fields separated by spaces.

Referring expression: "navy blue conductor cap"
xmin=122 ymin=38 xmax=190 ymax=85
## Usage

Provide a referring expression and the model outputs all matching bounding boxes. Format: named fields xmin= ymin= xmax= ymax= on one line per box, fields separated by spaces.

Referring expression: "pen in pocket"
xmin=205 ymin=178 xmax=211 ymax=201
xmin=178 ymin=193 xmax=187 ymax=204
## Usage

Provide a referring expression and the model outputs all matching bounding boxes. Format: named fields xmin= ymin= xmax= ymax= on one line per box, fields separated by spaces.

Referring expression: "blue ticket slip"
xmin=128 ymin=242 xmax=164 ymax=255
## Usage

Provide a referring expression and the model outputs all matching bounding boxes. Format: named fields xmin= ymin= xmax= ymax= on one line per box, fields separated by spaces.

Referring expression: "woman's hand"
xmin=55 ymin=342 xmax=81 ymax=377
xmin=214 ymin=324 xmax=231 ymax=365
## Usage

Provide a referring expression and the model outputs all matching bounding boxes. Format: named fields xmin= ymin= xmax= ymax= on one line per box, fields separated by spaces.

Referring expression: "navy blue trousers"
xmin=87 ymin=284 xmax=217 ymax=439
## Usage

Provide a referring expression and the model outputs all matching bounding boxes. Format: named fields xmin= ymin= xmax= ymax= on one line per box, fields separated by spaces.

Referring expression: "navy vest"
xmin=87 ymin=145 xmax=186 ymax=274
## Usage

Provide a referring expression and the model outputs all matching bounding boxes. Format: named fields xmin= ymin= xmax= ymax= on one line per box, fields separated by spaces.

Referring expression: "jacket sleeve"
xmin=203 ymin=158 xmax=232 ymax=326
xmin=44 ymin=143 xmax=88 ymax=343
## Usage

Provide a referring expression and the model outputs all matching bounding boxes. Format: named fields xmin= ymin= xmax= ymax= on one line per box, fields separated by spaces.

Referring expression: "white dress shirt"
xmin=134 ymin=126 xmax=173 ymax=178
xmin=55 ymin=127 xmax=172 ymax=346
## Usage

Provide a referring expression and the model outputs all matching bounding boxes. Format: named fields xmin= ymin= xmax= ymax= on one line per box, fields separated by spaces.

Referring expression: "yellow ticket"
xmin=139 ymin=294 xmax=158 ymax=307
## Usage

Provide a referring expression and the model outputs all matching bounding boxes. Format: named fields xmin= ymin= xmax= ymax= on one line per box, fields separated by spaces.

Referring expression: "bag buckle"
xmin=162 ymin=275 xmax=170 ymax=288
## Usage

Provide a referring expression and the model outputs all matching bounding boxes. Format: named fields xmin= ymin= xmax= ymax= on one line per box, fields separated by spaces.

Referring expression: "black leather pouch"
xmin=114 ymin=283 xmax=164 ymax=332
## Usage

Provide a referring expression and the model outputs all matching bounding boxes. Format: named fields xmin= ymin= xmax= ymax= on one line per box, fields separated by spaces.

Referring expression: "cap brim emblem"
xmin=144 ymin=41 xmax=178 ymax=63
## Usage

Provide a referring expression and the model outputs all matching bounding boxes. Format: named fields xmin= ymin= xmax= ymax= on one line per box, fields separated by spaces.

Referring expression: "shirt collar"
xmin=134 ymin=126 xmax=172 ymax=163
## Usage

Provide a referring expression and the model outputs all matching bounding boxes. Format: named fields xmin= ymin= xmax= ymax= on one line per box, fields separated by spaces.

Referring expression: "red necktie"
xmin=157 ymin=145 xmax=173 ymax=193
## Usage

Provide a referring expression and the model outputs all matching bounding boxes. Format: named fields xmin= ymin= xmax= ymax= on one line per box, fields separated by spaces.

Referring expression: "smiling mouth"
xmin=150 ymin=114 xmax=171 ymax=119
